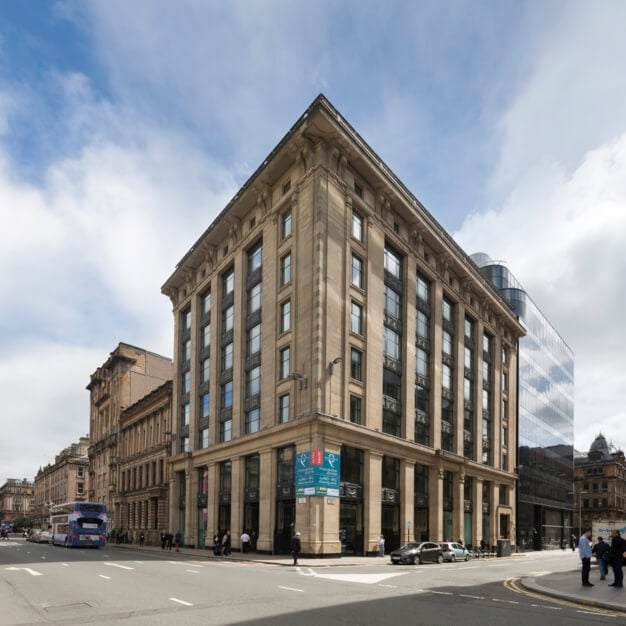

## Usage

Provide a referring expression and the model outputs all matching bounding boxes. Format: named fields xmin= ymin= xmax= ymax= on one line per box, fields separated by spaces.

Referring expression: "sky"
xmin=1 ymin=0 xmax=625 ymax=484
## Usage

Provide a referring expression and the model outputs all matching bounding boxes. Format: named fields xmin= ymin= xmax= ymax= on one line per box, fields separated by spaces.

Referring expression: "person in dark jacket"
xmin=221 ymin=530 xmax=231 ymax=556
xmin=291 ymin=532 xmax=302 ymax=565
xmin=608 ymin=529 xmax=626 ymax=588
xmin=592 ymin=536 xmax=610 ymax=580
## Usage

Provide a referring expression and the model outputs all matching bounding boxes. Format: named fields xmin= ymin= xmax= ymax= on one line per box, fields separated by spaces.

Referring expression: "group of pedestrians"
xmin=579 ymin=527 xmax=626 ymax=588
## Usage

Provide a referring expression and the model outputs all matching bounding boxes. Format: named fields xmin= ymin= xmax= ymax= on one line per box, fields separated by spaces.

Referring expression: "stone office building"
xmin=87 ymin=342 xmax=173 ymax=528
xmin=161 ymin=95 xmax=524 ymax=555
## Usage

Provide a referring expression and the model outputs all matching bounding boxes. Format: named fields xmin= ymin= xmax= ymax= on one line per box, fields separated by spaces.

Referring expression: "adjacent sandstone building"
xmin=161 ymin=95 xmax=524 ymax=555
xmin=0 ymin=478 xmax=34 ymax=523
xmin=87 ymin=342 xmax=172 ymax=528
xmin=575 ymin=434 xmax=626 ymax=532
xmin=33 ymin=437 xmax=90 ymax=526
xmin=115 ymin=380 xmax=173 ymax=545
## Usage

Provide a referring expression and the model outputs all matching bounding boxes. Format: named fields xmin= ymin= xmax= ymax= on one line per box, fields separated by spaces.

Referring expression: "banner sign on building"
xmin=295 ymin=450 xmax=340 ymax=497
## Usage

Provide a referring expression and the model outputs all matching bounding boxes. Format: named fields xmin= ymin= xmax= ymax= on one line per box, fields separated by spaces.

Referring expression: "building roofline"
xmin=161 ymin=94 xmax=523 ymax=332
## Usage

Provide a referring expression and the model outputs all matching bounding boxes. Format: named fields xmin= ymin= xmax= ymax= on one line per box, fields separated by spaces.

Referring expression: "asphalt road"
xmin=0 ymin=538 xmax=621 ymax=625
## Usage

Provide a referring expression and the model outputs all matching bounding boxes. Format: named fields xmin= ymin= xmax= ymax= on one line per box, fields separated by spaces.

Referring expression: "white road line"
xmin=104 ymin=562 xmax=134 ymax=570
xmin=379 ymin=584 xmax=397 ymax=588
xmin=170 ymin=597 xmax=193 ymax=606
xmin=62 ymin=563 xmax=69 ymax=567
xmin=460 ymin=594 xmax=484 ymax=600
xmin=278 ymin=586 xmax=304 ymax=592
xmin=186 ymin=569 xmax=199 ymax=574
xmin=577 ymin=610 xmax=615 ymax=617
xmin=460 ymin=566 xmax=480 ymax=570
xmin=99 ymin=575 xmax=111 ymax=580
xmin=431 ymin=591 xmax=453 ymax=595
xmin=41 ymin=556 xmax=47 ymax=559
xmin=5 ymin=567 xmax=43 ymax=576
xmin=531 ymin=604 xmax=561 ymax=610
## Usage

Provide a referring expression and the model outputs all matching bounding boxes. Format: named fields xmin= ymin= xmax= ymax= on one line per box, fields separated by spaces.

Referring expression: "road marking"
xmin=99 ymin=575 xmax=111 ymax=580
xmin=104 ymin=562 xmax=134 ymax=570
xmin=170 ymin=597 xmax=193 ymax=606
xmin=577 ymin=610 xmax=617 ymax=617
xmin=431 ymin=591 xmax=453 ymax=595
xmin=461 ymin=566 xmax=480 ymax=570
xmin=299 ymin=570 xmax=409 ymax=585
xmin=460 ymin=594 xmax=484 ymax=600
xmin=278 ymin=586 xmax=304 ymax=592
xmin=379 ymin=584 xmax=397 ymax=588
xmin=5 ymin=567 xmax=43 ymax=576
xmin=186 ymin=569 xmax=199 ymax=574
xmin=531 ymin=604 xmax=561 ymax=610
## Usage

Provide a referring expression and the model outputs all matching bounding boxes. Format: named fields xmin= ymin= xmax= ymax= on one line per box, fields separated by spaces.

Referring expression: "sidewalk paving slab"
xmin=521 ymin=569 xmax=626 ymax=613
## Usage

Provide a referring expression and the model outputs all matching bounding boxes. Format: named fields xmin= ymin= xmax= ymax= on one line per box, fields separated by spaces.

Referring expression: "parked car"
xmin=38 ymin=530 xmax=51 ymax=544
xmin=29 ymin=530 xmax=50 ymax=544
xmin=390 ymin=541 xmax=443 ymax=565
xmin=439 ymin=541 xmax=471 ymax=562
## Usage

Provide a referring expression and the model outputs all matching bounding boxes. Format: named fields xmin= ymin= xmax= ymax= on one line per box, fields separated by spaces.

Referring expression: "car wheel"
xmin=450 ymin=554 xmax=456 ymax=562
xmin=464 ymin=554 xmax=469 ymax=561
xmin=437 ymin=554 xmax=443 ymax=564
xmin=414 ymin=555 xmax=421 ymax=565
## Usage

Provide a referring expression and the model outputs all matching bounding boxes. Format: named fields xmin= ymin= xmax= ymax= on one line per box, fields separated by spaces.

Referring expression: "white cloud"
xmin=0 ymin=71 xmax=238 ymax=482
xmin=456 ymin=134 xmax=626 ymax=454
xmin=0 ymin=341 xmax=99 ymax=481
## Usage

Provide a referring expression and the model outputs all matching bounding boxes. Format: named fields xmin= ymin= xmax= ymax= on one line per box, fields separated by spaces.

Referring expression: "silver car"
xmin=440 ymin=541 xmax=471 ymax=562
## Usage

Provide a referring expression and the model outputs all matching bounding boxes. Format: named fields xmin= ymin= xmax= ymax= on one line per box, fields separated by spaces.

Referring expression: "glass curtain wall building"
xmin=471 ymin=254 xmax=574 ymax=550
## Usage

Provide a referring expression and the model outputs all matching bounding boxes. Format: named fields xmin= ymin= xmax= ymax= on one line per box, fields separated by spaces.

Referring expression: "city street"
xmin=1 ymin=538 xmax=623 ymax=625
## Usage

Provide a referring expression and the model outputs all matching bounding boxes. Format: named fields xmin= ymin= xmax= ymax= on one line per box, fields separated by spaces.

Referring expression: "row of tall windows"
xmin=415 ymin=274 xmax=430 ymax=446
xmin=245 ymin=241 xmax=263 ymax=435
xmin=382 ymin=245 xmax=402 ymax=437
xmin=180 ymin=306 xmax=192 ymax=453
xmin=220 ymin=266 xmax=235 ymax=443
xmin=482 ymin=334 xmax=493 ymax=464
xmin=463 ymin=318 xmax=475 ymax=459
xmin=441 ymin=298 xmax=454 ymax=452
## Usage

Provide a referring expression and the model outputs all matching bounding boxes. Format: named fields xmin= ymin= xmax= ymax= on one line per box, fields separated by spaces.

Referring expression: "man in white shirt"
xmin=241 ymin=530 xmax=251 ymax=553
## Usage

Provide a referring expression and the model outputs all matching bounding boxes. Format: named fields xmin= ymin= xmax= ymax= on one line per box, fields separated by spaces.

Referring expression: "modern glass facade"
xmin=472 ymin=253 xmax=574 ymax=550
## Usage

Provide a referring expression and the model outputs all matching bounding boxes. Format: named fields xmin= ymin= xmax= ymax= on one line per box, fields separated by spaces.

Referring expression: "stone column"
xmin=364 ymin=451 xmax=383 ymax=554
xmin=184 ymin=469 xmax=195 ymax=547
xmin=473 ymin=478 xmax=483 ymax=549
xmin=452 ymin=472 xmax=464 ymax=543
xmin=429 ymin=465 xmax=444 ymax=541
xmin=230 ymin=457 xmax=243 ymax=550
xmin=257 ymin=449 xmax=274 ymax=553
xmin=400 ymin=460 xmax=415 ymax=545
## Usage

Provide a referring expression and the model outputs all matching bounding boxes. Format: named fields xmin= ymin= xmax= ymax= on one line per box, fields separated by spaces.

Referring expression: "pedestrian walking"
xmin=291 ymin=532 xmax=301 ymax=565
xmin=222 ymin=530 xmax=231 ymax=556
xmin=592 ymin=536 xmax=610 ymax=581
xmin=240 ymin=530 xmax=251 ymax=553
xmin=579 ymin=528 xmax=594 ymax=587
xmin=139 ymin=533 xmax=145 ymax=547
xmin=378 ymin=534 xmax=385 ymax=557
xmin=213 ymin=533 xmax=221 ymax=556
xmin=160 ymin=531 xmax=166 ymax=550
xmin=166 ymin=532 xmax=173 ymax=550
xmin=174 ymin=531 xmax=181 ymax=552
xmin=608 ymin=529 xmax=626 ymax=588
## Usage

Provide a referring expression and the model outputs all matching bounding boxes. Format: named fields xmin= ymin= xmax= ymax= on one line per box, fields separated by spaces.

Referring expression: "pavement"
xmin=108 ymin=542 xmax=626 ymax=613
